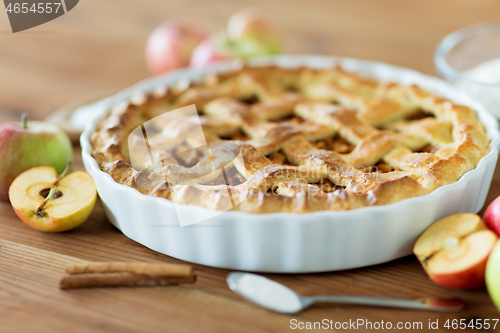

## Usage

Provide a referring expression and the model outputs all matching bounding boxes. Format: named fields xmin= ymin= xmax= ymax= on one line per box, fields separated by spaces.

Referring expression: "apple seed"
xmin=39 ymin=188 xmax=63 ymax=199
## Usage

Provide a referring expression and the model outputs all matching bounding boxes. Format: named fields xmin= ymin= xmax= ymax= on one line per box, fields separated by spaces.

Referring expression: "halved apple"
xmin=414 ymin=213 xmax=498 ymax=289
xmin=9 ymin=166 xmax=97 ymax=232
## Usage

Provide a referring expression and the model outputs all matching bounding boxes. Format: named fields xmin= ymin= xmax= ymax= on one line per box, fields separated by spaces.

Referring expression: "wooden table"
xmin=1 ymin=0 xmax=500 ymax=331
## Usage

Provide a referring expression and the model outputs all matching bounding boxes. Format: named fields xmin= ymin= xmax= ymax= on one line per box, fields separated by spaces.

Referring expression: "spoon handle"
xmin=308 ymin=295 xmax=464 ymax=312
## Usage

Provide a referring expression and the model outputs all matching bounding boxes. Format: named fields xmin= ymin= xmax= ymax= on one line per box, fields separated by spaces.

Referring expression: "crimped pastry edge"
xmin=88 ymin=56 xmax=496 ymax=214
xmin=82 ymin=55 xmax=500 ymax=218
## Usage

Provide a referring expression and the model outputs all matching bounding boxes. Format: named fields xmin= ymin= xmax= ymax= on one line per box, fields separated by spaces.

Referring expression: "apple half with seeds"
xmin=9 ymin=166 xmax=97 ymax=232
xmin=413 ymin=213 xmax=498 ymax=289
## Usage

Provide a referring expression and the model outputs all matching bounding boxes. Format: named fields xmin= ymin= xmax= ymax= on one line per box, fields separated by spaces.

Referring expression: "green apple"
xmin=226 ymin=8 xmax=283 ymax=54
xmin=0 ymin=114 xmax=73 ymax=202
xmin=190 ymin=9 xmax=284 ymax=69
xmin=486 ymin=240 xmax=500 ymax=312
xmin=190 ymin=32 xmax=278 ymax=69
xmin=190 ymin=33 xmax=238 ymax=69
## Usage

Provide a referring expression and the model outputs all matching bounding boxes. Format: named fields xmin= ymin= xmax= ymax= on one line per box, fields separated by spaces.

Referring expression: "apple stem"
xmin=21 ymin=113 xmax=28 ymax=129
xmin=60 ymin=161 xmax=73 ymax=179
xmin=35 ymin=161 xmax=73 ymax=217
xmin=36 ymin=186 xmax=58 ymax=217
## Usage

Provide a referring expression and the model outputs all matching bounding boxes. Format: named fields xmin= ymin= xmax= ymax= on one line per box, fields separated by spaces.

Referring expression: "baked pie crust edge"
xmin=90 ymin=64 xmax=491 ymax=214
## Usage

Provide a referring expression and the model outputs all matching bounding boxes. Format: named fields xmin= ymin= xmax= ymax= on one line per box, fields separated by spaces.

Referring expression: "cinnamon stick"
xmin=60 ymin=272 xmax=196 ymax=289
xmin=66 ymin=262 xmax=193 ymax=277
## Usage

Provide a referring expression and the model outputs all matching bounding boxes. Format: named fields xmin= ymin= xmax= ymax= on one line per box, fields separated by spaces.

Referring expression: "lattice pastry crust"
xmin=91 ymin=65 xmax=490 ymax=213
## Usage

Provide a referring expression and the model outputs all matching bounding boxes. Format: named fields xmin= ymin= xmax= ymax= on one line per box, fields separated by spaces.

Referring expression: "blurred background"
xmin=1 ymin=0 xmax=499 ymax=124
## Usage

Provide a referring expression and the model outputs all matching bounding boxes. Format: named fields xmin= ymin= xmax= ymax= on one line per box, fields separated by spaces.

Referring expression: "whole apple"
xmin=486 ymin=240 xmax=500 ymax=312
xmin=190 ymin=33 xmax=235 ymax=69
xmin=146 ymin=20 xmax=208 ymax=74
xmin=0 ymin=115 xmax=73 ymax=202
xmin=190 ymin=32 xmax=272 ymax=69
xmin=226 ymin=8 xmax=283 ymax=54
xmin=484 ymin=196 xmax=500 ymax=237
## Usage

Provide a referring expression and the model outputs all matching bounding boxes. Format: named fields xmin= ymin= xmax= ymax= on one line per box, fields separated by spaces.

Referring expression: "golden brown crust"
xmin=90 ymin=65 xmax=490 ymax=213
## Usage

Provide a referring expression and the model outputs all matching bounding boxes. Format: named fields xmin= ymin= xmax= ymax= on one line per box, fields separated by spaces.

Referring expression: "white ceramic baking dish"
xmin=81 ymin=55 xmax=500 ymax=273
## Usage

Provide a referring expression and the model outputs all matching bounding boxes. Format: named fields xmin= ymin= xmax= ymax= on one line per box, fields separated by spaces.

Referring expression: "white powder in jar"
xmin=456 ymin=57 xmax=500 ymax=118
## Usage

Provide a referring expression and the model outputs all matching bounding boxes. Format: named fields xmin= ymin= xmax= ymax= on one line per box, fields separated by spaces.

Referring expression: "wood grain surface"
xmin=1 ymin=1 xmax=500 ymax=332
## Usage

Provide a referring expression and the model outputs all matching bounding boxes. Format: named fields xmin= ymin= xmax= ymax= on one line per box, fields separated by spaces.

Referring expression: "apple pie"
xmin=90 ymin=65 xmax=490 ymax=213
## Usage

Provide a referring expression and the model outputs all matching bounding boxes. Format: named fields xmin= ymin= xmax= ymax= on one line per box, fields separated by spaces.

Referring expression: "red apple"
xmin=0 ymin=115 xmax=73 ymax=202
xmin=226 ymin=8 xmax=283 ymax=54
xmin=190 ymin=31 xmax=274 ymax=69
xmin=189 ymin=9 xmax=284 ymax=69
xmin=189 ymin=33 xmax=236 ymax=69
xmin=413 ymin=213 xmax=498 ymax=289
xmin=483 ymin=196 xmax=500 ymax=237
xmin=146 ymin=20 xmax=208 ymax=74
